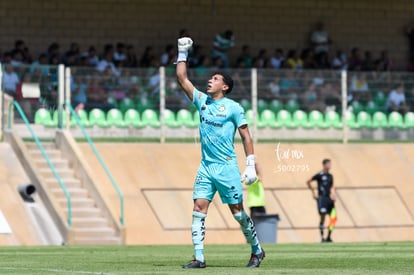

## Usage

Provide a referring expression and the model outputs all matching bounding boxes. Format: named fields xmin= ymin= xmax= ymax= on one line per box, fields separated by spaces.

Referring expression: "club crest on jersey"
xmin=219 ymin=105 xmax=225 ymax=112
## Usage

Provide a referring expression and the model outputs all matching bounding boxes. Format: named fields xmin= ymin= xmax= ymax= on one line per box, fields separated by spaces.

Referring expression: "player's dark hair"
xmin=211 ymin=71 xmax=234 ymax=94
xmin=322 ymin=158 xmax=331 ymax=165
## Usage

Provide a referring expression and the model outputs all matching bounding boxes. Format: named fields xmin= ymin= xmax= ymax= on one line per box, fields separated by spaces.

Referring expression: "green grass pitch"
xmin=0 ymin=242 xmax=413 ymax=274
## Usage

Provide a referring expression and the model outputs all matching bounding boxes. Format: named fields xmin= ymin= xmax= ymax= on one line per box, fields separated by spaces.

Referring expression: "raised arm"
xmin=176 ymin=37 xmax=195 ymax=101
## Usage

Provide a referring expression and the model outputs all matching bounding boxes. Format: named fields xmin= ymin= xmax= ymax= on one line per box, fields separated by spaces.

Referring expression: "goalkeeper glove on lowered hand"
xmin=242 ymin=155 xmax=257 ymax=185
xmin=176 ymin=37 xmax=193 ymax=63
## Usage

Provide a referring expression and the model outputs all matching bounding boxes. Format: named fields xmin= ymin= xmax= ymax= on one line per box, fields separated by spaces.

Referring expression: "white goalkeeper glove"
xmin=176 ymin=37 xmax=193 ymax=63
xmin=242 ymin=155 xmax=257 ymax=185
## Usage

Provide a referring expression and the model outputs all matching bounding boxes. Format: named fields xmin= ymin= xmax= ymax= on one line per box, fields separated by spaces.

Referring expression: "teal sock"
xmin=233 ymin=211 xmax=262 ymax=255
xmin=192 ymin=211 xmax=207 ymax=262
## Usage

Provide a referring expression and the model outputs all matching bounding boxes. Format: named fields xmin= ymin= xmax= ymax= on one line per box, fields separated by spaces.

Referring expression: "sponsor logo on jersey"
xmin=200 ymin=115 xmax=223 ymax=127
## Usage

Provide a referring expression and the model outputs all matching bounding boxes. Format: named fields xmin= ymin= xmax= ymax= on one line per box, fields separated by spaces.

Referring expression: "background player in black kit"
xmin=306 ymin=159 xmax=337 ymax=242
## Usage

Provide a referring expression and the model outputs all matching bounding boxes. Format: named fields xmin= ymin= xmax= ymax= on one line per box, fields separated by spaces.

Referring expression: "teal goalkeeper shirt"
xmin=193 ymin=88 xmax=247 ymax=165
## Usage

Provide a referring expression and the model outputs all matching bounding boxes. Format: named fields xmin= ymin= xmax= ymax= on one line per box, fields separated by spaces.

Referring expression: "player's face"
xmin=323 ymin=161 xmax=331 ymax=170
xmin=207 ymin=74 xmax=228 ymax=95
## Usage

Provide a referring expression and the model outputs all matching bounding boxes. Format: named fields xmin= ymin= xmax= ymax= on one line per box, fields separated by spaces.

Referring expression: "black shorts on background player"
xmin=317 ymin=197 xmax=334 ymax=215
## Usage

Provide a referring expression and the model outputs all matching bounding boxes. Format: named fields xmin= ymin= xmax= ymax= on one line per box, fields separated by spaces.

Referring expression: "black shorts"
xmin=317 ymin=197 xmax=334 ymax=215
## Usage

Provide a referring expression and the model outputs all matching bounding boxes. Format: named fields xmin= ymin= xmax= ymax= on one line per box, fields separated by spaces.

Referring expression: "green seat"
xmin=351 ymin=101 xmax=364 ymax=114
xmin=136 ymin=97 xmax=154 ymax=113
xmin=371 ymin=111 xmax=388 ymax=129
xmin=245 ymin=109 xmax=254 ymax=125
xmin=162 ymin=109 xmax=180 ymax=128
xmin=141 ymin=109 xmax=160 ymax=128
xmin=345 ymin=111 xmax=359 ymax=129
xmin=124 ymin=109 xmax=145 ymax=128
xmin=106 ymin=108 xmax=127 ymax=128
xmin=46 ymin=110 xmax=76 ymax=128
xmin=276 ymin=110 xmax=292 ymax=128
xmin=325 ymin=111 xmax=342 ymax=129
xmin=388 ymin=111 xmax=405 ymax=129
xmin=257 ymin=99 xmax=269 ymax=113
xmin=240 ymin=98 xmax=252 ymax=111
xmin=259 ymin=109 xmax=277 ymax=128
xmin=119 ymin=98 xmax=135 ymax=113
xmin=308 ymin=110 xmax=328 ymax=129
xmin=177 ymin=109 xmax=197 ymax=128
xmin=268 ymin=99 xmax=283 ymax=114
xmin=72 ymin=109 xmax=92 ymax=128
xmin=89 ymin=108 xmax=110 ymax=128
xmin=356 ymin=111 xmax=372 ymax=129
xmin=292 ymin=110 xmax=310 ymax=128
xmin=34 ymin=108 xmax=52 ymax=125
xmin=404 ymin=112 xmax=414 ymax=128
xmin=285 ymin=99 xmax=299 ymax=113
xmin=374 ymin=91 xmax=387 ymax=110
xmin=365 ymin=101 xmax=378 ymax=115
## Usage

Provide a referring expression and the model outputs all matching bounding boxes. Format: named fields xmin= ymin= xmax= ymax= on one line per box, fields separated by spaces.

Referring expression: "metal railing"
xmin=8 ymin=100 xmax=72 ymax=226
xmin=67 ymin=103 xmax=125 ymax=225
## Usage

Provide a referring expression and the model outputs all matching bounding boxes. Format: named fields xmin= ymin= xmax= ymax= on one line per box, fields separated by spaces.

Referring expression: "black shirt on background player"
xmin=312 ymin=171 xmax=334 ymax=215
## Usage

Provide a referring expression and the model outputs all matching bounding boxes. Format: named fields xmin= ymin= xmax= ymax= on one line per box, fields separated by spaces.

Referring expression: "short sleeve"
xmin=234 ymin=103 xmax=247 ymax=128
xmin=192 ymin=88 xmax=207 ymax=111
xmin=311 ymin=173 xmax=320 ymax=181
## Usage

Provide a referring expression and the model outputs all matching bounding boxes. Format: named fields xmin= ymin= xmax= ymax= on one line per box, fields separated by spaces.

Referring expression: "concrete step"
xmin=26 ymin=143 xmax=57 ymax=150
xmin=45 ymin=178 xmax=82 ymax=189
xmin=72 ymin=217 xmax=108 ymax=228
xmin=65 ymin=207 xmax=102 ymax=218
xmin=34 ymin=158 xmax=70 ymax=169
xmin=72 ymin=227 xmax=116 ymax=238
xmin=29 ymin=149 xmax=62 ymax=159
xmin=39 ymin=167 xmax=75 ymax=178
xmin=58 ymin=197 xmax=96 ymax=208
xmin=51 ymin=187 xmax=89 ymax=198
xmin=73 ymin=236 xmax=122 ymax=245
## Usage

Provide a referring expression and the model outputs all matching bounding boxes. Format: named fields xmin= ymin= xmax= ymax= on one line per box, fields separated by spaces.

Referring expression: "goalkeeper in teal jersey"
xmin=176 ymin=37 xmax=265 ymax=269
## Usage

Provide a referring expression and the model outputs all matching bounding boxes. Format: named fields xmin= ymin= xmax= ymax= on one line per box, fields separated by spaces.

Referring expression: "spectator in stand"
xmin=85 ymin=78 xmax=113 ymax=111
xmin=361 ymin=51 xmax=376 ymax=71
xmin=12 ymin=40 xmax=32 ymax=63
xmin=348 ymin=47 xmax=363 ymax=71
xmin=405 ymin=22 xmax=414 ymax=59
xmin=195 ymin=55 xmax=212 ymax=76
xmin=331 ymin=50 xmax=348 ymax=70
xmin=375 ymin=50 xmax=393 ymax=71
xmin=65 ymin=52 xmax=77 ymax=67
xmin=303 ymin=82 xmax=324 ymax=112
xmin=160 ymin=44 xmax=176 ymax=66
xmin=64 ymin=42 xmax=80 ymax=64
xmin=2 ymin=65 xmax=20 ymax=98
xmin=236 ymin=45 xmax=253 ymax=68
xmin=30 ymin=53 xmax=50 ymax=75
xmin=96 ymin=52 xmax=120 ymax=76
xmin=125 ymin=45 xmax=138 ymax=67
xmin=140 ymin=46 xmax=156 ymax=67
xmin=253 ymin=48 xmax=268 ymax=68
xmin=2 ymin=52 xmax=12 ymax=64
xmin=211 ymin=29 xmax=235 ymax=68
xmin=10 ymin=50 xmax=24 ymax=66
xmin=301 ymin=48 xmax=317 ymax=69
xmin=189 ymin=44 xmax=204 ymax=68
xmin=47 ymin=42 xmax=61 ymax=64
xmin=113 ymin=42 xmax=127 ymax=64
xmin=270 ymin=48 xmax=285 ymax=69
xmin=285 ymin=49 xmax=303 ymax=70
xmin=387 ymin=84 xmax=409 ymax=114
xmin=310 ymin=22 xmax=332 ymax=65
xmin=85 ymin=46 xmax=99 ymax=66
xmin=102 ymin=43 xmax=114 ymax=58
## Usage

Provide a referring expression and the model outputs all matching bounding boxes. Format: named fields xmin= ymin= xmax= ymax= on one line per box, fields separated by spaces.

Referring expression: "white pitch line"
xmin=0 ymin=266 xmax=115 ymax=274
